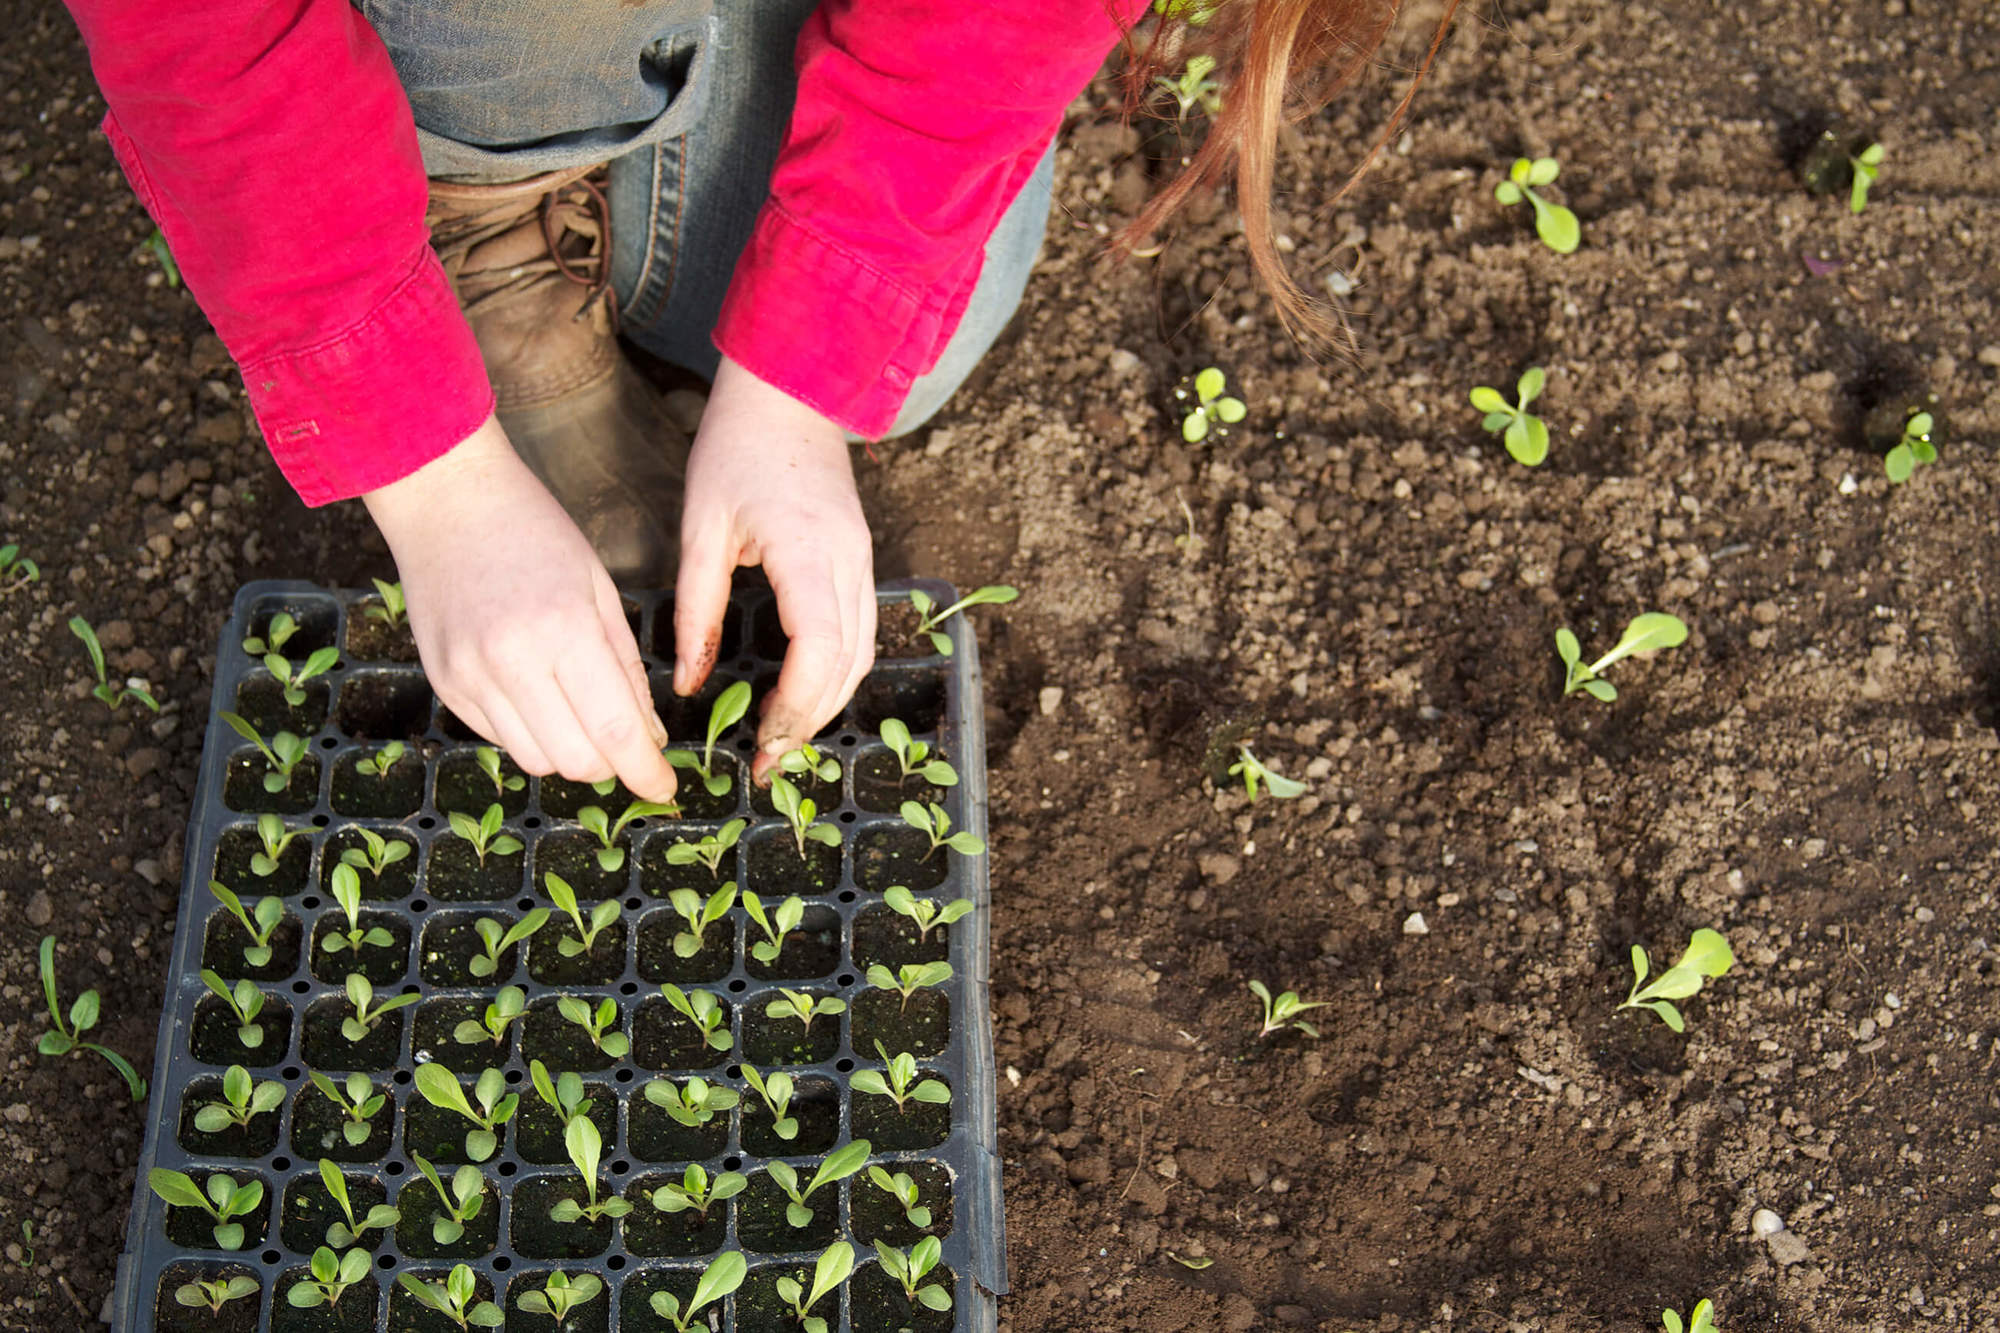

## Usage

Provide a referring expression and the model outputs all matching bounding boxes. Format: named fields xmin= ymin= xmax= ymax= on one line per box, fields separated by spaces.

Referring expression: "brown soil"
xmin=2 ymin=0 xmax=1998 ymax=1331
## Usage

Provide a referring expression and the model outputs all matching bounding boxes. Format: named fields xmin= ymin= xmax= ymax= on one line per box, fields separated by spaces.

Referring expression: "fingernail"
xmin=672 ymin=659 xmax=689 ymax=696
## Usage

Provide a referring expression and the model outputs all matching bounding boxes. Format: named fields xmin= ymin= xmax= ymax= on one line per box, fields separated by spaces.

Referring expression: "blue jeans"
xmin=358 ymin=0 xmax=1053 ymax=436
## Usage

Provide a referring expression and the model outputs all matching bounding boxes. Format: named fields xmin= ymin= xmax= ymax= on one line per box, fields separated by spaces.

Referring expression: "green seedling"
xmin=1494 ymin=156 xmax=1580 ymax=252
xmin=1179 ymin=366 xmax=1246 ymax=444
xmin=851 ymin=1042 xmax=950 ymax=1113
xmin=354 ymin=740 xmax=406 ymax=778
xmin=1227 ymin=745 xmax=1307 ymax=801
xmin=879 ymin=718 xmax=958 ymax=787
xmin=1884 ymin=409 xmax=1936 ymax=484
xmin=366 ymin=578 xmax=406 ymax=629
xmin=285 ymin=1246 xmax=371 ymax=1309
xmin=576 ymin=796 xmax=677 ymax=872
xmin=901 ymin=799 xmax=985 ymax=861
xmin=147 ymin=1169 xmax=263 ymax=1250
xmin=448 ymin=803 xmax=522 ymax=867
xmin=665 ymin=679 xmax=751 ymax=797
xmin=770 ymin=774 xmax=841 ymax=858
xmin=199 ymin=967 xmax=267 ymax=1051
xmin=1848 ymin=142 xmax=1884 ymax=214
xmin=739 ymin=1064 xmax=798 ymax=1139
xmin=71 ymin=616 xmax=160 ymax=712
xmin=664 ymin=818 xmax=745 ymax=878
xmin=194 ymin=1064 xmax=284 ymax=1133
xmin=778 ymin=741 xmax=841 ymax=784
xmin=0 ymin=543 xmax=41 ymax=595
xmin=242 ymin=612 xmax=297 ymax=658
xmin=250 ymin=813 xmax=302 ymax=876
xmin=339 ymin=826 xmax=412 ymax=879
xmin=1663 ymin=1299 xmax=1718 ymax=1333
xmin=775 ymin=1241 xmax=856 ymax=1332
xmin=340 ymin=973 xmax=418 ymax=1042
xmin=882 ymin=885 xmax=973 ymax=943
xmin=318 ymin=1159 xmax=399 ymax=1247
xmin=545 ymin=873 xmax=619 ymax=957
xmin=306 ymin=1070 xmax=385 ymax=1147
xmin=648 ymin=1252 xmax=747 ymax=1333
xmin=551 ymin=1116 xmax=634 ymax=1224
xmin=412 ymin=1154 xmax=486 ymax=1244
xmin=743 ymin=890 xmax=806 ymax=964
xmin=145 ymin=226 xmax=181 ymax=285
xmin=768 ymin=1142 xmax=871 ymax=1229
xmin=172 ymin=1275 xmax=259 ymax=1315
xmin=517 ymin=1270 xmax=604 ymax=1322
xmin=396 ymin=1265 xmax=502 ymax=1330
xmin=668 ymin=881 xmax=738 ymax=958
xmin=659 ymin=984 xmax=733 ymax=1052
xmin=207 ymin=881 xmax=284 ymax=967
xmin=1620 ymin=929 xmax=1735 ymax=1032
xmin=767 ymin=987 xmax=846 ymax=1038
xmin=473 ymin=746 xmax=524 ymax=798
xmin=1556 ymin=612 xmax=1689 ymax=701
xmin=1249 ymin=979 xmax=1327 ymax=1038
xmin=1156 ymin=52 xmax=1222 ymax=119
xmin=263 ymin=645 xmax=338 ymax=708
xmin=414 ymin=1065 xmax=518 ymax=1162
xmin=322 ymin=864 xmax=395 ymax=956
xmin=876 ymin=1236 xmax=952 ymax=1311
xmin=867 ymin=960 xmax=954 ymax=1011
xmin=645 ymin=1074 xmax=739 ymax=1128
xmin=220 ymin=712 xmax=305 ymax=792
xmin=868 ymin=1166 xmax=933 ymax=1229
xmin=454 ymin=985 xmax=527 ymax=1046
xmin=1469 ymin=366 xmax=1551 ymax=466
xmin=908 ymin=584 xmax=1018 ymax=657
xmin=557 ymin=994 xmax=630 ymax=1059
xmin=650 ymin=1162 xmax=747 ymax=1221
xmin=469 ymin=909 xmax=548 ymax=979
xmin=529 ymin=1060 xmax=596 ymax=1133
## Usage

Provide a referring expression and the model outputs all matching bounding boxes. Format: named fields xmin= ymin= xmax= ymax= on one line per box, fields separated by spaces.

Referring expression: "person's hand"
xmin=362 ymin=413 xmax=679 ymax=803
xmin=675 ymin=356 xmax=875 ymax=783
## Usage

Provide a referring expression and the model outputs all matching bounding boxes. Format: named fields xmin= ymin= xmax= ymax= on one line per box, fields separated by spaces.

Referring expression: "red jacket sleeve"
xmin=714 ymin=0 xmax=1147 ymax=438
xmin=63 ymin=1 xmax=493 ymax=505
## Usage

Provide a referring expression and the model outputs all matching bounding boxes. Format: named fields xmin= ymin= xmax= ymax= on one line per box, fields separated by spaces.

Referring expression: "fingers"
xmin=750 ymin=539 xmax=866 ymax=783
xmin=673 ymin=512 xmax=736 ymax=698
xmin=593 ymin=570 xmax=671 ymax=753
xmin=552 ymin=580 xmax=678 ymax=804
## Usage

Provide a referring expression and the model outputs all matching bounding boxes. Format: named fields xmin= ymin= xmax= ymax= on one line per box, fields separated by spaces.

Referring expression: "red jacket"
xmin=61 ymin=0 xmax=1143 ymax=505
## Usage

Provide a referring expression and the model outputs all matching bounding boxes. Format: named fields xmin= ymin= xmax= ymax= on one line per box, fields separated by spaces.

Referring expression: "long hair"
xmin=1122 ymin=0 xmax=1464 ymax=347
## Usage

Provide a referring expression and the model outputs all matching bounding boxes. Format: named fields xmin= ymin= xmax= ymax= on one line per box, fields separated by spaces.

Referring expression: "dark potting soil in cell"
xmin=853 ymin=1088 xmax=952 ymax=1152
xmin=852 ymin=823 xmax=949 ymax=893
xmin=331 ymin=673 xmax=433 ymax=739
xmin=525 ymin=919 xmax=628 ymax=986
xmin=851 ymin=1260 xmax=958 ymax=1333
xmin=660 ymin=750 xmax=743 ymax=820
xmin=850 ymin=1160 xmax=954 ymax=1249
xmin=518 ymin=1000 xmax=622 ymax=1071
xmin=852 ymin=746 xmax=953 ymax=814
xmin=740 ymin=1005 xmax=842 ymax=1067
xmin=290 ymin=1085 xmax=397 ymax=1164
xmin=630 ymin=997 xmax=731 ymax=1071
xmin=153 ymin=1262 xmax=263 ymax=1333
xmin=505 ymin=1277 xmax=611 ymax=1333
xmin=213 ymin=825 xmax=312 ymax=896
xmin=320 ymin=828 xmax=421 ymax=900
xmin=743 ymin=904 xmax=841 ymax=982
xmin=625 ymin=1096 xmax=728 ymax=1164
xmin=514 ymin=1089 xmax=617 ymax=1165
xmin=269 ymin=1273 xmax=381 ymax=1333
xmin=852 ymin=986 xmax=951 ymax=1057
xmin=163 ymin=1180 xmax=270 ymax=1252
xmin=175 ymin=1078 xmax=283 ymax=1158
xmin=742 ymin=830 xmax=842 ymax=896
xmin=234 ymin=674 xmax=331 ymax=738
xmin=308 ymin=916 xmax=413 ymax=986
xmin=505 ymin=1177 xmax=614 ymax=1260
xmin=301 ymin=999 xmax=405 ymax=1072
xmin=737 ymin=1170 xmax=840 ymax=1254
xmin=224 ymin=752 xmax=321 ymax=815
xmin=737 ymin=1076 xmax=841 ymax=1157
xmin=416 ymin=912 xmax=518 ymax=985
xmin=870 ymin=601 xmax=930 ymax=663
xmin=849 ymin=666 xmax=946 ymax=735
xmin=247 ymin=599 xmax=340 ymax=655
xmin=399 ymin=1089 xmax=495 ymax=1166
xmin=328 ymin=751 xmax=426 ymax=819
xmin=201 ymin=909 xmax=305 ymax=982
xmin=634 ymin=909 xmax=735 ymax=985
xmin=852 ymin=904 xmax=949 ymax=970
xmin=386 ymin=1269 xmax=502 ymax=1333
xmin=422 ymin=839 xmax=524 ymax=903
xmin=341 ymin=606 xmax=419 ymax=663
xmin=410 ymin=998 xmax=512 ymax=1074
xmin=392 ymin=1183 xmax=499 ymax=1261
xmin=533 ymin=831 xmax=631 ymax=903
xmin=536 ymin=774 xmax=631 ymax=820
xmin=431 ymin=752 xmax=529 ymax=819
xmin=637 ymin=838 xmax=740 ymax=899
xmin=621 ymin=1176 xmax=730 ymax=1257
xmin=190 ymin=994 xmax=292 ymax=1068
xmin=280 ymin=1171 xmax=391 ymax=1253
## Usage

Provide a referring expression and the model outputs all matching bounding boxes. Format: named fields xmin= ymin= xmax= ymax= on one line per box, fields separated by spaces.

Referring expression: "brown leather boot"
xmin=427 ymin=165 xmax=686 ymax=586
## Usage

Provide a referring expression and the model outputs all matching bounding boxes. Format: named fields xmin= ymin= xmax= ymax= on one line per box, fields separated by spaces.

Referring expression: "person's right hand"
xmin=362 ymin=413 xmax=679 ymax=804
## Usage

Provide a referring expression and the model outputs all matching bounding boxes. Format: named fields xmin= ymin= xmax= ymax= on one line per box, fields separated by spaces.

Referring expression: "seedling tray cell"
xmin=114 ymin=580 xmax=1006 ymax=1332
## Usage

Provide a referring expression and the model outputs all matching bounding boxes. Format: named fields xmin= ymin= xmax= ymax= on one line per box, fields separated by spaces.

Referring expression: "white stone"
xmin=1751 ymin=1208 xmax=1786 ymax=1237
xmin=1402 ymin=912 xmax=1429 ymax=936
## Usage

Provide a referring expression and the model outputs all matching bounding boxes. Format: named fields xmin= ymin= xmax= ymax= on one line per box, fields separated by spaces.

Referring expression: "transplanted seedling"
xmin=778 ymin=741 xmax=841 ymax=784
xmin=1493 ymin=156 xmax=1581 ymax=252
xmin=771 ymin=775 xmax=841 ymax=858
xmin=1848 ymin=142 xmax=1885 ymax=213
xmin=220 ymin=712 xmax=306 ymax=792
xmin=1662 ymin=1299 xmax=1719 ymax=1333
xmin=518 ymin=1271 xmax=604 ymax=1322
xmin=577 ymin=796 xmax=678 ymax=872
xmin=650 ymin=1162 xmax=746 ymax=1221
xmin=207 ymin=881 xmax=284 ymax=967
xmin=880 ymin=717 xmax=958 ymax=786
xmin=648 ymin=1252 xmax=747 ymax=1333
xmin=412 ymin=1154 xmax=487 ymax=1244
xmin=551 ymin=1117 xmax=634 ymax=1224
xmin=743 ymin=890 xmax=806 ymax=964
xmin=322 ymin=864 xmax=395 ymax=956
xmin=366 ymin=578 xmax=407 ymax=629
xmin=529 ymin=1060 xmax=595 ymax=1132
xmin=474 ymin=746 xmax=524 ymax=798
xmin=172 ymin=1274 xmax=259 ymax=1315
xmin=1469 ymin=365 xmax=1551 ymax=466
xmin=1884 ymin=409 xmax=1936 ymax=484
xmin=468 ymin=909 xmax=548 ymax=979
xmin=668 ymin=881 xmax=738 ymax=958
xmin=907 ymin=584 xmax=1019 ymax=657
xmin=1556 ymin=612 xmax=1689 ymax=701
xmin=448 ymin=803 xmax=522 ymax=867
xmin=318 ymin=1158 xmax=400 ymax=1247
xmin=1249 ymin=980 xmax=1327 ymax=1038
xmin=868 ymin=1166 xmax=933 ymax=1228
xmin=557 ymin=994 xmax=630 ymax=1058
xmin=414 ymin=1065 xmax=518 ymax=1162
xmin=776 ymin=1241 xmax=856 ymax=1332
xmin=454 ymin=986 xmax=527 ymax=1047
xmin=354 ymin=739 xmax=406 ymax=778
xmin=768 ymin=1142 xmax=871 ymax=1229
xmin=0 ymin=543 xmax=41 ymax=595
xmin=341 ymin=973 xmax=419 ymax=1042
xmin=1228 ymin=746 xmax=1307 ymax=802
xmin=767 ymin=987 xmax=846 ymax=1039
xmin=1179 ymin=367 xmax=1247 ymax=443
xmin=340 ymin=826 xmax=412 ymax=879
xmin=644 ymin=1075 xmax=738 ymax=1128
xmin=262 ymin=643 xmax=338 ymax=708
xmin=659 ymin=984 xmax=733 ymax=1052
xmin=867 ymin=960 xmax=954 ymax=1011
xmin=901 ymin=799 xmax=985 ymax=860
xmin=1156 ymin=53 xmax=1222 ymax=119
xmin=242 ymin=612 xmax=297 ymax=658
xmin=71 ymin=616 xmax=160 ymax=712
xmin=147 ymin=1169 xmax=263 ymax=1250
xmin=739 ymin=1064 xmax=799 ymax=1139
xmin=285 ymin=1246 xmax=372 ymax=1309
xmin=195 ymin=1064 xmax=284 ymax=1133
xmin=882 ymin=885 xmax=973 ymax=943
xmin=250 ymin=813 xmax=302 ymax=876
xmin=546 ymin=873 xmax=619 ymax=957
xmin=664 ymin=818 xmax=744 ymax=878
xmin=200 ymin=968 xmax=267 ymax=1050
xmin=665 ymin=679 xmax=751 ymax=797
xmin=1620 ymin=929 xmax=1735 ymax=1032
xmin=852 ymin=1042 xmax=950 ymax=1113
xmin=396 ymin=1264 xmax=502 ymax=1330
xmin=876 ymin=1236 xmax=953 ymax=1312
xmin=306 ymin=1070 xmax=387 ymax=1147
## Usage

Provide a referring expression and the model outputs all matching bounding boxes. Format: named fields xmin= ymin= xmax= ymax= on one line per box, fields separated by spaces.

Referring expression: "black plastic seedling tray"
xmin=111 ymin=579 xmax=1005 ymax=1333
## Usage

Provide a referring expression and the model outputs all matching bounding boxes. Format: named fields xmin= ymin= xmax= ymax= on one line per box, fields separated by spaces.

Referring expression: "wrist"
xmin=362 ymin=413 xmax=518 ymax=536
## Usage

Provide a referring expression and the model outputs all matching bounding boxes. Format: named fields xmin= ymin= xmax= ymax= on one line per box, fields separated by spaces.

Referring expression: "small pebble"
xmin=1751 ymin=1208 xmax=1785 ymax=1237
xmin=1037 ymin=686 xmax=1064 ymax=716
xmin=1403 ymin=912 xmax=1429 ymax=936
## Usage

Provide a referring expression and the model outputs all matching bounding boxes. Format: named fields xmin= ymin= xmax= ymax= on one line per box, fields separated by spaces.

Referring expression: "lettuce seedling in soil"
xmin=545 ymin=872 xmax=620 ymax=959
xmin=353 ymin=739 xmax=405 ymax=778
xmin=0 ymin=543 xmax=41 ymax=595
xmin=877 ymin=1235 xmax=952 ymax=1312
xmin=645 ymin=1075 xmax=739 ymax=1131
xmin=1156 ymin=52 xmax=1221 ymax=119
xmin=852 ymin=1042 xmax=950 ymax=1113
xmin=868 ymin=960 xmax=954 ymax=1011
xmin=1662 ymin=1299 xmax=1718 ymax=1333
xmin=1847 ymin=142 xmax=1885 ymax=213
xmin=208 ymin=881 xmax=283 ymax=967
xmin=868 ymin=1166 xmax=933 ymax=1229
xmin=771 ymin=774 xmax=841 ymax=858
xmin=1178 ymin=367 xmax=1247 ymax=444
xmin=769 ymin=1142 xmax=871 ymax=1230
xmin=173 ymin=1274 xmax=259 ymax=1315
xmin=339 ymin=826 xmax=411 ymax=880
xmin=455 ymin=986 xmax=527 ymax=1047
xmin=340 ymin=973 xmax=419 ymax=1042
xmin=411 ymin=1154 xmax=487 ymax=1244
xmin=449 ymin=803 xmax=522 ymax=867
xmin=779 ymin=741 xmax=841 ymax=784
xmin=396 ymin=1264 xmax=502 ymax=1329
xmin=907 ymin=584 xmax=1018 ymax=657
xmin=767 ymin=987 xmax=846 ymax=1039
xmin=740 ymin=1063 xmax=799 ymax=1140
xmin=249 ymin=813 xmax=302 ymax=876
xmin=666 ymin=679 xmax=751 ymax=797
xmin=318 ymin=1159 xmax=399 ymax=1248
xmin=1884 ymin=409 xmax=1937 ymax=483
xmin=901 ymin=799 xmax=985 ymax=860
xmin=200 ymin=968 xmax=267 ymax=1050
xmin=1469 ymin=366 xmax=1551 ymax=466
xmin=557 ymin=994 xmax=630 ymax=1059
xmin=1621 ymin=929 xmax=1735 ymax=1032
xmin=196 ymin=1064 xmax=283 ymax=1133
xmin=469 ymin=909 xmax=548 ymax=979
xmin=148 ymin=1169 xmax=263 ymax=1250
xmin=473 ymin=745 xmax=525 ymax=799
xmin=1228 ymin=745 xmax=1307 ymax=802
xmin=664 ymin=818 xmax=744 ymax=879
xmin=879 ymin=717 xmax=958 ymax=787
xmin=667 ymin=881 xmax=738 ymax=959
xmin=285 ymin=1245 xmax=371 ymax=1310
xmin=262 ymin=643 xmax=337 ymax=708
xmin=220 ymin=711 xmax=306 ymax=792
xmin=577 ymin=796 xmax=675 ymax=872
xmin=659 ymin=984 xmax=733 ymax=1052
xmin=550 ymin=1116 xmax=634 ymax=1225
xmin=516 ymin=1270 xmax=603 ymax=1322
xmin=242 ymin=612 xmax=297 ymax=658
xmin=744 ymin=890 xmax=806 ymax=965
xmin=1556 ymin=612 xmax=1689 ymax=701
xmin=322 ymin=864 xmax=396 ymax=957
xmin=366 ymin=578 xmax=406 ymax=629
xmin=306 ymin=1071 xmax=386 ymax=1148
xmin=777 ymin=1240 xmax=856 ymax=1331
xmin=1249 ymin=979 xmax=1327 ymax=1038
xmin=1494 ymin=157 xmax=1581 ymax=252
xmin=416 ymin=1065 xmax=517 ymax=1162
xmin=71 ymin=615 xmax=160 ymax=712
xmin=649 ymin=1252 xmax=747 ymax=1332
xmin=881 ymin=885 xmax=973 ymax=943
xmin=529 ymin=1060 xmax=594 ymax=1134
xmin=650 ymin=1162 xmax=747 ymax=1225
